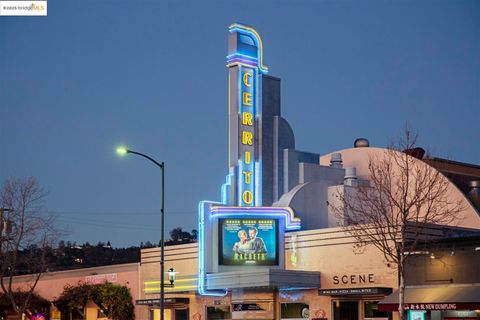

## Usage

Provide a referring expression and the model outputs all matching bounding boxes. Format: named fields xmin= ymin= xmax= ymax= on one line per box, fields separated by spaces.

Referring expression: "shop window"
xmin=206 ymin=305 xmax=231 ymax=320
xmin=408 ymin=310 xmax=426 ymax=320
xmin=281 ymin=303 xmax=309 ymax=319
xmin=364 ymin=301 xmax=389 ymax=320
xmin=443 ymin=310 xmax=479 ymax=320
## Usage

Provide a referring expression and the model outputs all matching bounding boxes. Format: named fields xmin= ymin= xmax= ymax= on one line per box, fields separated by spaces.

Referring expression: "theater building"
xmin=3 ymin=23 xmax=480 ymax=320
xmin=5 ymin=22 xmax=480 ymax=320
xmin=136 ymin=23 xmax=480 ymax=320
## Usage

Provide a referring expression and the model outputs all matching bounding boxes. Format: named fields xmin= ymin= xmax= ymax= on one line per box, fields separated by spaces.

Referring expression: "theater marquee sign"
xmin=226 ymin=23 xmax=268 ymax=206
xmin=197 ymin=24 xmax=302 ymax=296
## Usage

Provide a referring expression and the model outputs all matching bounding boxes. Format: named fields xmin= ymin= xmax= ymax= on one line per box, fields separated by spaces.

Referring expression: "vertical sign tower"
xmin=226 ymin=23 xmax=268 ymax=207
xmin=197 ymin=24 xmax=308 ymax=297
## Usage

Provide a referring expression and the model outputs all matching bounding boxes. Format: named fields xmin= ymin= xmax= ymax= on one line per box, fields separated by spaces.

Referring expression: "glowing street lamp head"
xmin=116 ymin=146 xmax=129 ymax=156
xmin=167 ymin=267 xmax=177 ymax=285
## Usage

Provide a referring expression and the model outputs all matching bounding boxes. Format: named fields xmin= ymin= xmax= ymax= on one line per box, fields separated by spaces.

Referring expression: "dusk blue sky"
xmin=1 ymin=0 xmax=479 ymax=247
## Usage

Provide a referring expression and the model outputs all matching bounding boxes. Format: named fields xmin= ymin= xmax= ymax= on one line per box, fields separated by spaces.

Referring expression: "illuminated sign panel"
xmin=225 ymin=23 xmax=269 ymax=207
xmin=238 ymin=66 xmax=256 ymax=206
xmin=219 ymin=218 xmax=278 ymax=266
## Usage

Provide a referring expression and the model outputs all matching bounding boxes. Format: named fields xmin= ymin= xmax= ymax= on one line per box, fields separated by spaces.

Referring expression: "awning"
xmin=378 ymin=284 xmax=480 ymax=311
xmin=319 ymin=287 xmax=392 ymax=296
xmin=136 ymin=298 xmax=189 ymax=306
xmin=206 ymin=269 xmax=320 ymax=290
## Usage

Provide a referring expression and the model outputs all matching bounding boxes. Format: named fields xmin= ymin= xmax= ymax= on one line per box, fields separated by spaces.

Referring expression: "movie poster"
xmin=219 ymin=218 xmax=278 ymax=266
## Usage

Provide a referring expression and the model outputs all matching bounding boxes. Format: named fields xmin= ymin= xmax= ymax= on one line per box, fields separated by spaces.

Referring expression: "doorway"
xmin=333 ymin=301 xmax=359 ymax=320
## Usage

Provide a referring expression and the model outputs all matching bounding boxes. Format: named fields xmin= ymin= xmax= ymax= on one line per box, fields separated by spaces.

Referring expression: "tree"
xmin=55 ymin=282 xmax=135 ymax=320
xmin=169 ymin=227 xmax=183 ymax=242
xmin=168 ymin=227 xmax=198 ymax=244
xmin=0 ymin=291 xmax=50 ymax=319
xmin=191 ymin=229 xmax=198 ymax=241
xmin=54 ymin=282 xmax=94 ymax=320
xmin=329 ymin=127 xmax=464 ymax=320
xmin=91 ymin=282 xmax=134 ymax=320
xmin=0 ymin=177 xmax=59 ymax=320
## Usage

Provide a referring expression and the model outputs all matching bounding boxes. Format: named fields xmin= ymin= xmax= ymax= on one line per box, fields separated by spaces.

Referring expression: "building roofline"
xmin=426 ymin=157 xmax=480 ymax=170
xmin=11 ymin=262 xmax=140 ymax=283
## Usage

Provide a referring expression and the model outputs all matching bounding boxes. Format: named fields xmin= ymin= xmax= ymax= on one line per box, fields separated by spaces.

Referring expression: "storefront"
xmin=138 ymin=226 xmax=400 ymax=320
xmin=136 ymin=298 xmax=190 ymax=320
xmin=379 ymin=284 xmax=480 ymax=320
xmin=319 ymin=288 xmax=392 ymax=320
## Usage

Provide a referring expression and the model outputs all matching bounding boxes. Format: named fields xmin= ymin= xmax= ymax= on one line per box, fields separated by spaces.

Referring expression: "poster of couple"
xmin=233 ymin=227 xmax=266 ymax=254
xmin=220 ymin=218 xmax=278 ymax=266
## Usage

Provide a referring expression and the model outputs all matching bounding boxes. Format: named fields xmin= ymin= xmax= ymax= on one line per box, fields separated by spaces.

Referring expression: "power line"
xmin=57 ymin=218 xmax=159 ymax=231
xmin=57 ymin=216 xmax=158 ymax=227
xmin=47 ymin=210 xmax=196 ymax=216
xmin=56 ymin=216 xmax=197 ymax=232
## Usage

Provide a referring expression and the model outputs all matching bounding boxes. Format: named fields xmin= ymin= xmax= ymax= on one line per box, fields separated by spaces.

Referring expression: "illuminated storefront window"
xmin=408 ymin=310 xmax=426 ymax=320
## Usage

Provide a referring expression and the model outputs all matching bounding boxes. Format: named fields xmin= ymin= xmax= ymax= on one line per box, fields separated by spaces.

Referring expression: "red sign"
xmin=85 ymin=273 xmax=117 ymax=284
xmin=406 ymin=304 xmax=457 ymax=310
xmin=380 ymin=303 xmax=480 ymax=312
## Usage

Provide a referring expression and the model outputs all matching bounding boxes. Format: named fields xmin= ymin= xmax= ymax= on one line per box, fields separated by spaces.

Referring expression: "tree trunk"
xmin=398 ymin=263 xmax=405 ymax=320
xmin=16 ymin=306 xmax=25 ymax=320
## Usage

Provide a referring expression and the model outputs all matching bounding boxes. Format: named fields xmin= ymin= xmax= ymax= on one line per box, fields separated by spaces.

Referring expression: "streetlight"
xmin=116 ymin=146 xmax=167 ymax=320
xmin=167 ymin=267 xmax=176 ymax=286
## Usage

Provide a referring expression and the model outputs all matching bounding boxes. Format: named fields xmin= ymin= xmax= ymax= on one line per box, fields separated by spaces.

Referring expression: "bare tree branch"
xmin=329 ymin=126 xmax=465 ymax=320
xmin=0 ymin=177 xmax=60 ymax=320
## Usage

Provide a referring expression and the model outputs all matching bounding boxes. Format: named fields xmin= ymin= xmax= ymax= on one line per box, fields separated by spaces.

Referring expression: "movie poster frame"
xmin=218 ymin=217 xmax=280 ymax=266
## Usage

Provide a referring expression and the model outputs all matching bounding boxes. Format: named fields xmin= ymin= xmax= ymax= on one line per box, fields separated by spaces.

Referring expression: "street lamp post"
xmin=116 ymin=147 xmax=166 ymax=320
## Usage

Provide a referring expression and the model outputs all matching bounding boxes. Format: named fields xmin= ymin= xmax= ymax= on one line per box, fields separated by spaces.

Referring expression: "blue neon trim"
xmin=255 ymin=160 xmax=262 ymax=206
xmin=221 ymin=169 xmax=234 ymax=205
xmin=278 ymin=286 xmax=319 ymax=292
xmin=228 ymin=25 xmax=268 ymax=74
xmin=198 ymin=201 xmax=228 ymax=296
xmin=226 ymin=53 xmax=259 ymax=62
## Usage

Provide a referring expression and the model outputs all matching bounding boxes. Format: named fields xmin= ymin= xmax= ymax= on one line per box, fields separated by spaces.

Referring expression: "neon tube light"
xmin=228 ymin=23 xmax=268 ymax=74
xmin=198 ymin=201 xmax=227 ymax=296
xmin=210 ymin=206 xmax=301 ymax=230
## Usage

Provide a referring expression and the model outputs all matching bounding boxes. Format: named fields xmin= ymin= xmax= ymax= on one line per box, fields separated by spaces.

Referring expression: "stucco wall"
xmin=319 ymin=147 xmax=480 ymax=229
xmin=11 ymin=263 xmax=141 ymax=320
